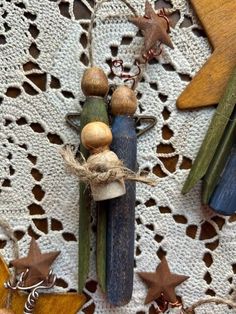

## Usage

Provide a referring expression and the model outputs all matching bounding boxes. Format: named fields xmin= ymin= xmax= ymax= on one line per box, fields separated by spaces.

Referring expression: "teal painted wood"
xmin=210 ymin=144 xmax=236 ymax=215
xmin=202 ymin=109 xmax=236 ymax=204
xmin=106 ymin=116 xmax=137 ymax=306
xmin=78 ymin=96 xmax=109 ymax=292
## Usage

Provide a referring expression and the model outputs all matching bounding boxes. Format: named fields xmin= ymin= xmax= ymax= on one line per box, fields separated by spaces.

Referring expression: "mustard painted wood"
xmin=177 ymin=0 xmax=236 ymax=109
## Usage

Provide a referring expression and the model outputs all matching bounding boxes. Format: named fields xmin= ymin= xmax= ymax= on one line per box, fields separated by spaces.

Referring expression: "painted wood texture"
xmin=182 ymin=67 xmax=236 ymax=194
xmin=210 ymin=145 xmax=236 ymax=215
xmin=79 ymin=96 xmax=109 ymax=292
xmin=106 ymin=116 xmax=137 ymax=306
xmin=0 ymin=255 xmax=85 ymax=314
xmin=177 ymin=0 xmax=236 ymax=109
xmin=96 ymin=200 xmax=107 ymax=292
xmin=202 ymin=109 xmax=236 ymax=204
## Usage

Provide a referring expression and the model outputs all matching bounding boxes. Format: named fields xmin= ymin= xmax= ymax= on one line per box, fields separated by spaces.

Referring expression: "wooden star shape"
xmin=128 ymin=1 xmax=173 ymax=53
xmin=0 ymin=255 xmax=85 ymax=313
xmin=138 ymin=257 xmax=189 ymax=304
xmin=177 ymin=0 xmax=236 ymax=109
xmin=10 ymin=238 xmax=60 ymax=286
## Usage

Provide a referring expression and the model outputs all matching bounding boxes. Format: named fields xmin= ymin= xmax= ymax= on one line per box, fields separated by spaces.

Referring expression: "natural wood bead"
xmin=81 ymin=121 xmax=112 ymax=153
xmin=111 ymin=85 xmax=137 ymax=116
xmin=0 ymin=309 xmax=16 ymax=314
xmin=81 ymin=67 xmax=109 ymax=97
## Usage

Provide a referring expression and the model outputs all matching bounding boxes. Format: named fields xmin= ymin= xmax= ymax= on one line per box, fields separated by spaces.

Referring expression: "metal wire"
xmin=5 ymin=269 xmax=56 ymax=314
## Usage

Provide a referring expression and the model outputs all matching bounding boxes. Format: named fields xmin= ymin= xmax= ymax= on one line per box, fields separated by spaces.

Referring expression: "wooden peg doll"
xmin=63 ymin=79 xmax=156 ymax=294
xmin=106 ymin=85 xmax=137 ymax=306
xmin=66 ymin=66 xmax=109 ymax=292
xmin=80 ymin=66 xmax=109 ymax=140
xmin=80 ymin=67 xmax=111 ymax=292
xmin=81 ymin=121 xmax=126 ymax=201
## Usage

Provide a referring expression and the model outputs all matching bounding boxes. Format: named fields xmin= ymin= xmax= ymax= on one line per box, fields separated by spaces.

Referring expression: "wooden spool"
xmin=81 ymin=121 xmax=126 ymax=201
xmin=106 ymin=86 xmax=137 ymax=306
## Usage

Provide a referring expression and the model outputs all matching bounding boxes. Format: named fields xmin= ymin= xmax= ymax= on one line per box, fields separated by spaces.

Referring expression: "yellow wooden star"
xmin=177 ymin=0 xmax=236 ymax=109
xmin=0 ymin=255 xmax=86 ymax=314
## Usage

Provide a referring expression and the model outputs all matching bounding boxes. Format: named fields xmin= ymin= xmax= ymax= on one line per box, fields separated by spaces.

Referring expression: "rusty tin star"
xmin=10 ymin=238 xmax=60 ymax=287
xmin=129 ymin=0 xmax=174 ymax=56
xmin=138 ymin=257 xmax=189 ymax=304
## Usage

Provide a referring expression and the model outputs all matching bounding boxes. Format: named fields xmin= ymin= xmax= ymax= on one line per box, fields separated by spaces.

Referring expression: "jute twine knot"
xmin=60 ymin=146 xmax=157 ymax=186
xmin=181 ymin=296 xmax=236 ymax=314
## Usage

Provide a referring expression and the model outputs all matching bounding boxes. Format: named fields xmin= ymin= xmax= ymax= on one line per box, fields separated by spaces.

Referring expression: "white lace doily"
xmin=0 ymin=1 xmax=236 ymax=313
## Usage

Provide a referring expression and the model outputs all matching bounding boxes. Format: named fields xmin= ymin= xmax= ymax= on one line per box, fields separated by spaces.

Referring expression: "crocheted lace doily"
xmin=0 ymin=0 xmax=235 ymax=313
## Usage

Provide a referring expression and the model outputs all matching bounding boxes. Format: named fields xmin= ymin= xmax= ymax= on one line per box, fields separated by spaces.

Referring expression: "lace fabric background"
xmin=0 ymin=0 xmax=236 ymax=313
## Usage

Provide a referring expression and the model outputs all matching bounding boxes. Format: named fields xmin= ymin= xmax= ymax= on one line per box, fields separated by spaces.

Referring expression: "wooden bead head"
xmin=81 ymin=67 xmax=109 ymax=97
xmin=0 ymin=309 xmax=16 ymax=314
xmin=81 ymin=122 xmax=112 ymax=153
xmin=111 ymin=85 xmax=137 ymax=115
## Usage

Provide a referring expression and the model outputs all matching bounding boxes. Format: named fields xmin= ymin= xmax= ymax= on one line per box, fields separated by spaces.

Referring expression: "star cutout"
xmin=177 ymin=0 xmax=236 ymax=108
xmin=129 ymin=1 xmax=174 ymax=55
xmin=0 ymin=255 xmax=85 ymax=313
xmin=138 ymin=257 xmax=189 ymax=304
xmin=10 ymin=238 xmax=60 ymax=286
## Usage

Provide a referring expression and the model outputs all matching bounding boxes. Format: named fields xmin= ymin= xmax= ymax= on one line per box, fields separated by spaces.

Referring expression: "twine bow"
xmin=60 ymin=146 xmax=156 ymax=186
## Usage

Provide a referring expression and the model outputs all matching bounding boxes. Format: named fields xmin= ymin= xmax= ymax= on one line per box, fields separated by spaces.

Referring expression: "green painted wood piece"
xmin=202 ymin=109 xmax=236 ymax=204
xmin=182 ymin=66 xmax=236 ymax=194
xmin=78 ymin=182 xmax=91 ymax=293
xmin=96 ymin=201 xmax=107 ymax=293
xmin=78 ymin=96 xmax=109 ymax=292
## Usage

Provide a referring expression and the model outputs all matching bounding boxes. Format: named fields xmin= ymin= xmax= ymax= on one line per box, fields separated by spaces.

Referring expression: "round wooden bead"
xmin=81 ymin=121 xmax=112 ymax=152
xmin=81 ymin=67 xmax=109 ymax=97
xmin=0 ymin=309 xmax=16 ymax=314
xmin=111 ymin=85 xmax=137 ymax=116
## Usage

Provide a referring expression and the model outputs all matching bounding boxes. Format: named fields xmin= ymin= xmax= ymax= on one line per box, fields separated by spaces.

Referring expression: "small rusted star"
xmin=129 ymin=1 xmax=173 ymax=59
xmin=138 ymin=257 xmax=189 ymax=304
xmin=0 ymin=254 xmax=85 ymax=313
xmin=11 ymin=238 xmax=60 ymax=286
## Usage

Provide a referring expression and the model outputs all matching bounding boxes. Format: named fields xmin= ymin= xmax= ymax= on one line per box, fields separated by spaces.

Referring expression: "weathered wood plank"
xmin=79 ymin=96 xmax=109 ymax=292
xmin=106 ymin=116 xmax=137 ymax=306
xmin=210 ymin=145 xmax=236 ymax=215
xmin=202 ymin=109 xmax=236 ymax=204
xmin=96 ymin=200 xmax=107 ymax=293
xmin=182 ymin=66 xmax=236 ymax=194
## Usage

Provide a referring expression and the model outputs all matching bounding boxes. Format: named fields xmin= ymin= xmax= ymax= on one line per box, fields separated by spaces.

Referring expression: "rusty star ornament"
xmin=129 ymin=1 xmax=173 ymax=58
xmin=10 ymin=238 xmax=60 ymax=286
xmin=138 ymin=257 xmax=189 ymax=304
xmin=0 ymin=254 xmax=85 ymax=313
